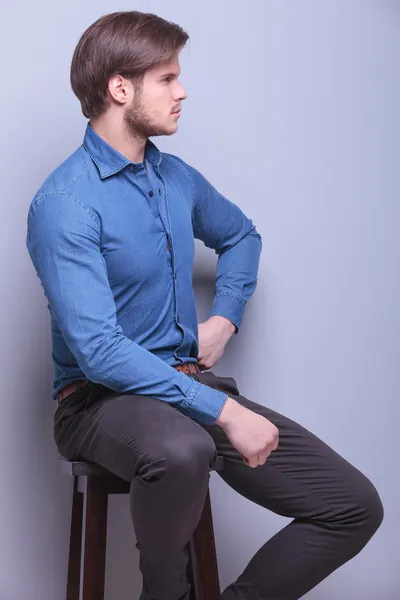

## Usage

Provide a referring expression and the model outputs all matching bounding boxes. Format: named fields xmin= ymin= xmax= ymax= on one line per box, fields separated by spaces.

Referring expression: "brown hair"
xmin=70 ymin=11 xmax=189 ymax=119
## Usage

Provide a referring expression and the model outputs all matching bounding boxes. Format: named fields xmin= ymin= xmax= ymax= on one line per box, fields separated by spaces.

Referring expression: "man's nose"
xmin=176 ymin=81 xmax=188 ymax=101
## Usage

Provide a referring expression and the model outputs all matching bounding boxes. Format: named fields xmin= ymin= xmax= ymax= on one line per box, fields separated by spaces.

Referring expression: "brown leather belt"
xmin=56 ymin=362 xmax=201 ymax=405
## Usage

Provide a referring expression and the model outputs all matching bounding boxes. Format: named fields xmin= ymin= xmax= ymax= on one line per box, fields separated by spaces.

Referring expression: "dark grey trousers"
xmin=54 ymin=370 xmax=383 ymax=600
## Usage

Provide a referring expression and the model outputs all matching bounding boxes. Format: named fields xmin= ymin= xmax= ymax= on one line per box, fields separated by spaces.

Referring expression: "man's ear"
xmin=107 ymin=74 xmax=133 ymax=107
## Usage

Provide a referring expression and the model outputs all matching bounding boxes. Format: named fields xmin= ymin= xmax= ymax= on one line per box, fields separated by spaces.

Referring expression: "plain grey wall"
xmin=0 ymin=1 xmax=398 ymax=598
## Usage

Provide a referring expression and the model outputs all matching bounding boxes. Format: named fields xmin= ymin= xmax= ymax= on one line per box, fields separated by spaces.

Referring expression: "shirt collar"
xmin=83 ymin=123 xmax=162 ymax=179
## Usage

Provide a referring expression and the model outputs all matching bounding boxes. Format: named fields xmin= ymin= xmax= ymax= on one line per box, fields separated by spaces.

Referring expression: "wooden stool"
xmin=59 ymin=456 xmax=223 ymax=600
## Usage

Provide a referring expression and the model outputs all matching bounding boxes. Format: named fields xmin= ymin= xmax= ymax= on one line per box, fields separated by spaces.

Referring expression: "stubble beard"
xmin=123 ymin=95 xmax=173 ymax=141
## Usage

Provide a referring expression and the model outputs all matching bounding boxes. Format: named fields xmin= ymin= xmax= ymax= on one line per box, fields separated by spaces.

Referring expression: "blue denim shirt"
xmin=26 ymin=124 xmax=262 ymax=425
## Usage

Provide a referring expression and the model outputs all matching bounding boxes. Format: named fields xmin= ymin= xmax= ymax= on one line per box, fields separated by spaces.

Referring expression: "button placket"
xmin=154 ymin=166 xmax=185 ymax=357
xmin=132 ymin=165 xmax=159 ymax=218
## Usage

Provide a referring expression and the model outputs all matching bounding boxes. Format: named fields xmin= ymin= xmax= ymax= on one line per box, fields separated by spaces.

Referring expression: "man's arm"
xmin=182 ymin=161 xmax=262 ymax=333
xmin=26 ymin=192 xmax=228 ymax=425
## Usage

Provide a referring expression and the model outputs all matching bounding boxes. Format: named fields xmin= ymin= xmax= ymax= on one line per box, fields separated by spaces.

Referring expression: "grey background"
xmin=0 ymin=1 xmax=398 ymax=598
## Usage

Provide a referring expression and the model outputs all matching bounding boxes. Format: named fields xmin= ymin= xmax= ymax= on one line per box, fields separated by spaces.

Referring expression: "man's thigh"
xmin=54 ymin=381 xmax=217 ymax=482
xmin=196 ymin=370 xmax=377 ymax=521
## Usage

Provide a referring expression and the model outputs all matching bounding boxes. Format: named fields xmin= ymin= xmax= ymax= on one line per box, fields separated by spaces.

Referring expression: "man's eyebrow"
xmin=159 ymin=71 xmax=180 ymax=79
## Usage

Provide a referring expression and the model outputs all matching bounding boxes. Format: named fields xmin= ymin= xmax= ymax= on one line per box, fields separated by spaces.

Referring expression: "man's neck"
xmin=90 ymin=116 xmax=147 ymax=164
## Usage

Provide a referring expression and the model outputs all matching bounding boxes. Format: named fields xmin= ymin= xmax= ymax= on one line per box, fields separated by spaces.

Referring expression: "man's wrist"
xmin=216 ymin=396 xmax=236 ymax=428
xmin=208 ymin=315 xmax=236 ymax=337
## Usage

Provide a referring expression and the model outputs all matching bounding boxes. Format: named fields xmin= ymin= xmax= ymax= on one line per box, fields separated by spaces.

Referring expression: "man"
xmin=26 ymin=10 xmax=383 ymax=600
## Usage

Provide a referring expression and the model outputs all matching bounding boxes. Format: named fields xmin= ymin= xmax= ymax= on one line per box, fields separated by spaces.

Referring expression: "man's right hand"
xmin=216 ymin=397 xmax=279 ymax=468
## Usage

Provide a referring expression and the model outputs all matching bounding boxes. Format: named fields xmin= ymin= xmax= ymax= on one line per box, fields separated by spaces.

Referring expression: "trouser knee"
xmin=136 ymin=430 xmax=217 ymax=486
xmin=331 ymin=474 xmax=384 ymax=555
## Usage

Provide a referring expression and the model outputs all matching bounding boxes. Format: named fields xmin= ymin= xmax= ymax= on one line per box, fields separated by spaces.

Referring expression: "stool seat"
xmin=58 ymin=455 xmax=224 ymax=477
xmin=60 ymin=455 xmax=224 ymax=600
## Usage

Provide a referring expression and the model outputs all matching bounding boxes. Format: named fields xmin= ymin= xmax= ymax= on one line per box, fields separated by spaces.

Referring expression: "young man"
xmin=26 ymin=11 xmax=383 ymax=600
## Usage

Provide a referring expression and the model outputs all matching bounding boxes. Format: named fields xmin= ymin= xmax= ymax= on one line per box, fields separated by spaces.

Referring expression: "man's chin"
xmin=148 ymin=125 xmax=178 ymax=138
xmin=166 ymin=124 xmax=179 ymax=136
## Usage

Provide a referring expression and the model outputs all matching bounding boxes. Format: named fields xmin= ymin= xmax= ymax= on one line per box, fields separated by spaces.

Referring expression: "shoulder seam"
xmin=31 ymin=190 xmax=100 ymax=227
xmin=65 ymin=154 xmax=92 ymax=192
xmin=163 ymin=153 xmax=197 ymax=207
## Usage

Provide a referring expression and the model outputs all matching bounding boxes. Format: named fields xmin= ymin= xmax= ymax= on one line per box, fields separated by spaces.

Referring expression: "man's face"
xmin=123 ymin=52 xmax=187 ymax=139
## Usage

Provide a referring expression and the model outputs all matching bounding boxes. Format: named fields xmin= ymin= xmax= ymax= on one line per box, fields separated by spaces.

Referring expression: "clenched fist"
xmin=216 ymin=397 xmax=279 ymax=468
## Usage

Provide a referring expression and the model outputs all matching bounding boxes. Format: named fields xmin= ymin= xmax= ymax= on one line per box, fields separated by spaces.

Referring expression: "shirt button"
xmin=149 ymin=191 xmax=154 ymax=197
xmin=158 ymin=188 xmax=162 ymax=195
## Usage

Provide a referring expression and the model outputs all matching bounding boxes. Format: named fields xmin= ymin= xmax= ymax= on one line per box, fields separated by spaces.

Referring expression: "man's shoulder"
xmin=161 ymin=151 xmax=201 ymax=186
xmin=32 ymin=145 xmax=93 ymax=203
xmin=161 ymin=151 xmax=191 ymax=173
xmin=161 ymin=152 xmax=210 ymax=196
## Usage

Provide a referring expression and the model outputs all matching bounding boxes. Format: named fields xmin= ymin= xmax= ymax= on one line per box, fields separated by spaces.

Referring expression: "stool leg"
xmin=82 ymin=476 xmax=108 ymax=600
xmin=66 ymin=478 xmax=83 ymax=600
xmin=186 ymin=540 xmax=197 ymax=600
xmin=192 ymin=488 xmax=221 ymax=600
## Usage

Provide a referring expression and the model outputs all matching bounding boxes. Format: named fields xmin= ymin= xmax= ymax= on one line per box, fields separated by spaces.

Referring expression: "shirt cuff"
xmin=180 ymin=379 xmax=228 ymax=425
xmin=209 ymin=292 xmax=246 ymax=333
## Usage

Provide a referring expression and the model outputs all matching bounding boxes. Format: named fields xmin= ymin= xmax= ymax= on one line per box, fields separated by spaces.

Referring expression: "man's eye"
xmin=164 ymin=77 xmax=173 ymax=83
